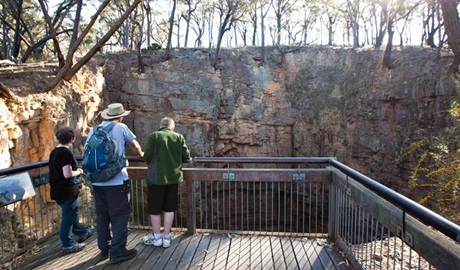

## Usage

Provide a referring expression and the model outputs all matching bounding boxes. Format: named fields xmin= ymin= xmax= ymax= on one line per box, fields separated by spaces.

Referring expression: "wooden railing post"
xmin=327 ymin=168 xmax=337 ymax=241
xmin=184 ymin=170 xmax=196 ymax=235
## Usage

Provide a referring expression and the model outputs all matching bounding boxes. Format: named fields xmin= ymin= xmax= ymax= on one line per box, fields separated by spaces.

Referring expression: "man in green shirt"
xmin=142 ymin=117 xmax=191 ymax=248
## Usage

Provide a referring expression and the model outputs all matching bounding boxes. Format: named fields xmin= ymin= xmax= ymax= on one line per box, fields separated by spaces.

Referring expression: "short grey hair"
xmin=160 ymin=117 xmax=175 ymax=129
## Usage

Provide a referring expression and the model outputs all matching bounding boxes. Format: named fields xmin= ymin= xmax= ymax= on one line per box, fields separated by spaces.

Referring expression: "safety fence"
xmin=1 ymin=157 xmax=459 ymax=269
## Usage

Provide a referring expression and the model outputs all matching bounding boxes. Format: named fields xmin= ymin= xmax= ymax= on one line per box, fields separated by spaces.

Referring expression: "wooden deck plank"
xmin=282 ymin=237 xmax=299 ymax=270
xmin=324 ymin=244 xmax=349 ymax=270
xmin=291 ymin=237 xmax=311 ymax=269
xmin=19 ymin=236 xmax=62 ymax=270
xmin=237 ymin=235 xmax=251 ymax=269
xmin=13 ymin=229 xmax=348 ymax=270
xmin=122 ymin=239 xmax=150 ymax=270
xmin=165 ymin=234 xmax=194 ymax=269
xmin=226 ymin=235 xmax=241 ymax=270
xmin=199 ymin=234 xmax=221 ymax=269
xmin=212 ymin=234 xmax=231 ymax=269
xmin=187 ymin=234 xmax=212 ymax=270
xmin=102 ymin=229 xmax=142 ymax=270
xmin=149 ymin=234 xmax=186 ymax=269
xmin=175 ymin=234 xmax=202 ymax=269
xmin=302 ymin=238 xmax=323 ymax=269
xmin=73 ymin=234 xmax=108 ymax=270
xmin=315 ymin=238 xmax=351 ymax=270
xmin=138 ymin=241 xmax=164 ymax=270
xmin=271 ymin=237 xmax=286 ymax=269
xmin=259 ymin=235 xmax=274 ymax=269
xmin=249 ymin=235 xmax=263 ymax=269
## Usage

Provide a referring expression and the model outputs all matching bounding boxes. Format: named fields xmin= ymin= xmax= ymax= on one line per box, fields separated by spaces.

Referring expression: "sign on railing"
xmin=0 ymin=172 xmax=36 ymax=207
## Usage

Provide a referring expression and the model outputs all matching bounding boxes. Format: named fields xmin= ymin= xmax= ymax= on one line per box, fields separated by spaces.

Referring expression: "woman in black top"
xmin=49 ymin=127 xmax=92 ymax=254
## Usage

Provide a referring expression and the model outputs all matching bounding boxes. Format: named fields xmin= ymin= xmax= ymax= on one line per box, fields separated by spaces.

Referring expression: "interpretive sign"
xmin=0 ymin=172 xmax=36 ymax=207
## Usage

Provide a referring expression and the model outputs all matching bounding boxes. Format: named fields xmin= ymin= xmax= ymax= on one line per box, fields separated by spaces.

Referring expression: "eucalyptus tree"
xmin=179 ymin=0 xmax=201 ymax=47
xmin=142 ymin=0 xmax=153 ymax=48
xmin=231 ymin=0 xmax=257 ymax=47
xmin=0 ymin=0 xmax=52 ymax=62
xmin=296 ymin=0 xmax=321 ymax=45
xmin=271 ymin=0 xmax=299 ymax=46
xmin=326 ymin=0 xmax=362 ymax=48
xmin=246 ymin=0 xmax=258 ymax=46
xmin=46 ymin=0 xmax=142 ymax=90
xmin=158 ymin=0 xmax=175 ymax=60
xmin=318 ymin=0 xmax=339 ymax=46
xmin=258 ymin=0 xmax=272 ymax=64
xmin=11 ymin=0 xmax=23 ymax=60
xmin=421 ymin=0 xmax=442 ymax=48
xmin=235 ymin=9 xmax=251 ymax=46
xmin=189 ymin=2 xmax=209 ymax=47
xmin=378 ymin=0 xmax=420 ymax=68
xmin=367 ymin=0 xmax=386 ymax=47
xmin=344 ymin=0 xmax=361 ymax=48
xmin=439 ymin=0 xmax=460 ymax=70
xmin=283 ymin=3 xmax=303 ymax=45
xmin=212 ymin=0 xmax=246 ymax=69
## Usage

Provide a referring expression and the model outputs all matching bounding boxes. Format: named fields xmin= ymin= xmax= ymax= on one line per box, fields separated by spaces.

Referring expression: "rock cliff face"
xmin=0 ymin=46 xmax=459 ymax=194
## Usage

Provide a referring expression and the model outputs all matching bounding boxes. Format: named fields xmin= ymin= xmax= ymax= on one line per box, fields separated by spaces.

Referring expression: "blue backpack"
xmin=82 ymin=122 xmax=126 ymax=182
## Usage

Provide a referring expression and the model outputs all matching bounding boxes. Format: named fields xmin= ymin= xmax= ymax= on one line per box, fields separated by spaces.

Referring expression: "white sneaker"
xmin=162 ymin=236 xmax=171 ymax=248
xmin=143 ymin=234 xmax=162 ymax=246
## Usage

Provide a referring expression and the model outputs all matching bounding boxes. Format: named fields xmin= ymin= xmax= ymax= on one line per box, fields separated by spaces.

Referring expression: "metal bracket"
xmin=223 ymin=173 xmax=235 ymax=181
xmin=292 ymin=174 xmax=305 ymax=181
xmin=397 ymin=226 xmax=414 ymax=247
xmin=345 ymin=187 xmax=352 ymax=196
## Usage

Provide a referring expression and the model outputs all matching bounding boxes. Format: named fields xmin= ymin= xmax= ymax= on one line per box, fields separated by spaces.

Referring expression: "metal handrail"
xmin=0 ymin=161 xmax=48 ymax=176
xmin=193 ymin=156 xmax=460 ymax=243
xmin=329 ymin=158 xmax=460 ymax=244
xmin=193 ymin=156 xmax=333 ymax=164
xmin=2 ymin=156 xmax=459 ymax=243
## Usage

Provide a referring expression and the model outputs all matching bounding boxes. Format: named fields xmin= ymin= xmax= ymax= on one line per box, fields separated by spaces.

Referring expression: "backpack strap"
xmin=98 ymin=122 xmax=117 ymax=133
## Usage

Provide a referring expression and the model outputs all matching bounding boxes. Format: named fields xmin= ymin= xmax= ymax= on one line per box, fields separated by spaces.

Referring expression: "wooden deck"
xmin=16 ymin=229 xmax=349 ymax=270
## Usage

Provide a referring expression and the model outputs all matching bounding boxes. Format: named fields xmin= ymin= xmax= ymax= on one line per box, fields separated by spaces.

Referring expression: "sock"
xmin=154 ymin=233 xmax=162 ymax=239
xmin=163 ymin=234 xmax=171 ymax=239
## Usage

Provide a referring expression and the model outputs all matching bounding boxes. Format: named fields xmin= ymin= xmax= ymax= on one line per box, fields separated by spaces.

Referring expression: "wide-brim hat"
xmin=101 ymin=103 xmax=131 ymax=119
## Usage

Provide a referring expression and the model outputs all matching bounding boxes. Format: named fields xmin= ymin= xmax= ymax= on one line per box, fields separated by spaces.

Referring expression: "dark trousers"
xmin=93 ymin=181 xmax=131 ymax=258
xmin=56 ymin=197 xmax=88 ymax=248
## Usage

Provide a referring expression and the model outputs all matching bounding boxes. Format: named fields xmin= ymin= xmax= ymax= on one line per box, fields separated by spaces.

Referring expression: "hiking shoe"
xmin=143 ymin=234 xmax=162 ymax=246
xmin=99 ymin=251 xmax=109 ymax=261
xmin=62 ymin=243 xmax=85 ymax=254
xmin=109 ymin=249 xmax=137 ymax=264
xmin=76 ymin=229 xmax=93 ymax=243
xmin=162 ymin=235 xmax=171 ymax=248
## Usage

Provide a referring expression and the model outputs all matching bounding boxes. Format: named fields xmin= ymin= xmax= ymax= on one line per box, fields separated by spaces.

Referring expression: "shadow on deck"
xmin=16 ymin=229 xmax=349 ymax=270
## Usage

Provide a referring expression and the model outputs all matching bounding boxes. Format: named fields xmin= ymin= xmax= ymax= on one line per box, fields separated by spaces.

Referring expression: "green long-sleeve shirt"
xmin=143 ymin=127 xmax=191 ymax=185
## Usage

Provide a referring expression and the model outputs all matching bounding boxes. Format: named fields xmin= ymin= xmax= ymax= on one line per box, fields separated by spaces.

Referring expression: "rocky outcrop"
xmin=97 ymin=47 xmax=458 ymax=192
xmin=0 ymin=47 xmax=458 ymax=192
xmin=0 ymin=46 xmax=459 ymax=249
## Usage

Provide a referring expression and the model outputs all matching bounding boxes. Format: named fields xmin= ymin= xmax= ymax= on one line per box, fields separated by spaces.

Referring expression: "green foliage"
xmin=402 ymin=100 xmax=460 ymax=222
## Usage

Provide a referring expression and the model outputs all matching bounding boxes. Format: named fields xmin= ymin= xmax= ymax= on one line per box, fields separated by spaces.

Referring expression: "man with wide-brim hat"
xmin=101 ymin=103 xmax=131 ymax=120
xmin=84 ymin=102 xmax=143 ymax=264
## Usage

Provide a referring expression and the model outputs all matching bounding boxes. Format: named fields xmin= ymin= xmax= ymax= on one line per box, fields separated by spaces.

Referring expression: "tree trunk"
xmin=439 ymin=0 xmax=460 ymax=70
xmin=161 ymin=0 xmax=176 ymax=61
xmin=12 ymin=0 xmax=23 ymax=61
xmin=45 ymin=0 xmax=141 ymax=91
xmin=383 ymin=29 xmax=394 ymax=68
xmin=2 ymin=5 xmax=9 ymax=59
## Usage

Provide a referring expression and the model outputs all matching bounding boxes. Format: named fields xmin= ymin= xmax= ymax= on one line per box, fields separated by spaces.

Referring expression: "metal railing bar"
xmin=0 ymin=161 xmax=48 ymax=175
xmin=193 ymin=157 xmax=334 ymax=164
xmin=329 ymin=158 xmax=460 ymax=243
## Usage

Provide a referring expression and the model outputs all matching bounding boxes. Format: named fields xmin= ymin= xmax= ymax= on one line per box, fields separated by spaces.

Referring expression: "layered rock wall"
xmin=98 ymin=47 xmax=459 ymax=192
xmin=0 ymin=46 xmax=458 ymax=192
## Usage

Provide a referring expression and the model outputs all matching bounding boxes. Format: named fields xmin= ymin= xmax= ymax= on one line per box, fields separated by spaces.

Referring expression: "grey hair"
xmin=160 ymin=117 xmax=175 ymax=129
